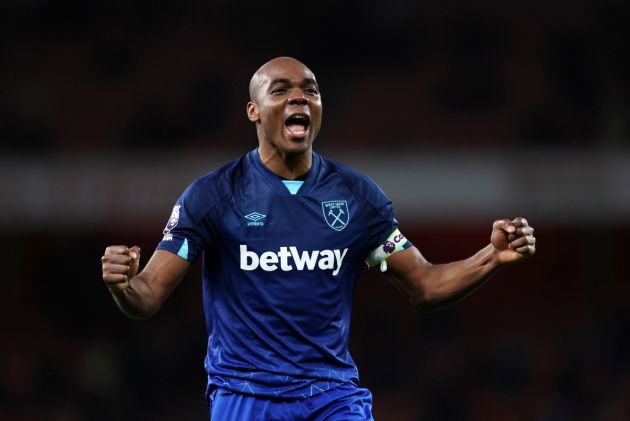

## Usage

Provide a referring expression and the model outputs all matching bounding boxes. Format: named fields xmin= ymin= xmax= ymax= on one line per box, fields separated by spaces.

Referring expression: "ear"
xmin=247 ymin=102 xmax=259 ymax=123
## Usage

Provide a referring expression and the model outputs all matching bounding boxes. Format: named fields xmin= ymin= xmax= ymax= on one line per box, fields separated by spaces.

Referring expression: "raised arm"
xmin=101 ymin=246 xmax=191 ymax=319
xmin=383 ymin=217 xmax=536 ymax=311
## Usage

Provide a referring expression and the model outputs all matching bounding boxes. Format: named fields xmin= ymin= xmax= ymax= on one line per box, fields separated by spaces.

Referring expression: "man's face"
xmin=248 ymin=59 xmax=322 ymax=156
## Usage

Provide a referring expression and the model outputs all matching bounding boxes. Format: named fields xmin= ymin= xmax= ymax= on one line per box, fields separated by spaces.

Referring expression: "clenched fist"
xmin=101 ymin=245 xmax=141 ymax=293
xmin=491 ymin=217 xmax=536 ymax=265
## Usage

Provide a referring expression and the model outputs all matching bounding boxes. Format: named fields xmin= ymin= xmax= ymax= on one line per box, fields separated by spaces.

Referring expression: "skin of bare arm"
xmin=383 ymin=217 xmax=536 ymax=311
xmin=101 ymin=247 xmax=191 ymax=319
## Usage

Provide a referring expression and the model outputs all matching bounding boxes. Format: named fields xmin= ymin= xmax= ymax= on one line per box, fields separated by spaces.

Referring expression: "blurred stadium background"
xmin=1 ymin=0 xmax=629 ymax=420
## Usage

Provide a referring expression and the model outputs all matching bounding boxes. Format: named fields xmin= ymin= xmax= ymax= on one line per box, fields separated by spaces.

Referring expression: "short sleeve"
xmin=155 ymin=179 xmax=215 ymax=262
xmin=356 ymin=176 xmax=412 ymax=270
xmin=358 ymin=177 xmax=399 ymax=249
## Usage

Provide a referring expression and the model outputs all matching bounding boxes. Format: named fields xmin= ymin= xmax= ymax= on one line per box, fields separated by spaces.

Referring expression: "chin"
xmin=282 ymin=141 xmax=312 ymax=156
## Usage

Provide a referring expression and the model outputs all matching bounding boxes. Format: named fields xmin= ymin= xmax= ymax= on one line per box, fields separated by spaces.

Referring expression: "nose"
xmin=287 ymin=89 xmax=308 ymax=106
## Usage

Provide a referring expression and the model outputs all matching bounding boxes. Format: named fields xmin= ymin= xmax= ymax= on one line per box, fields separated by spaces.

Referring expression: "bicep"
xmin=138 ymin=249 xmax=192 ymax=301
xmin=381 ymin=245 xmax=432 ymax=305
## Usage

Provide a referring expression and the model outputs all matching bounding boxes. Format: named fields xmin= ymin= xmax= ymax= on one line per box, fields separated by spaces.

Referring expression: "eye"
xmin=271 ymin=88 xmax=287 ymax=95
xmin=305 ymin=88 xmax=319 ymax=95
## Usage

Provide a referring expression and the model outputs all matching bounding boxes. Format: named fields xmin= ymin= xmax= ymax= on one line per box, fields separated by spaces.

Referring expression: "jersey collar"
xmin=248 ymin=148 xmax=320 ymax=195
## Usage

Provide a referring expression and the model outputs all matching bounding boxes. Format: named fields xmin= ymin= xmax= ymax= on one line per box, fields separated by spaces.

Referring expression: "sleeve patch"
xmin=162 ymin=203 xmax=181 ymax=241
xmin=365 ymin=228 xmax=410 ymax=270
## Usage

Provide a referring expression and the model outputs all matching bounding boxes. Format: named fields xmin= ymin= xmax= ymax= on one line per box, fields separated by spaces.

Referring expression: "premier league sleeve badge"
xmin=162 ymin=204 xmax=181 ymax=241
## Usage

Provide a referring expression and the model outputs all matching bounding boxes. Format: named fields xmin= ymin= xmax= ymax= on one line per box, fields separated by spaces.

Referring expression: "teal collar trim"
xmin=281 ymin=180 xmax=304 ymax=195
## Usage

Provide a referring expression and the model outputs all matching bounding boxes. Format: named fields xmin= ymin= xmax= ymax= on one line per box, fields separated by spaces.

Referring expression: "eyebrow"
xmin=268 ymin=78 xmax=318 ymax=87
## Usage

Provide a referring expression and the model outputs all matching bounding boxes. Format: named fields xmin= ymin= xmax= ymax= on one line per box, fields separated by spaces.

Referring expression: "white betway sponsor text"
xmin=240 ymin=245 xmax=349 ymax=276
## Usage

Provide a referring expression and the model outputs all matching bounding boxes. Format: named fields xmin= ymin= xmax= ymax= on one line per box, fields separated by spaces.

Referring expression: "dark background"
xmin=1 ymin=1 xmax=629 ymax=420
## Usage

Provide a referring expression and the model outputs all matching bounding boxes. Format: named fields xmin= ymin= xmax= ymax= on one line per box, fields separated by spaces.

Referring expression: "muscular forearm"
xmin=386 ymin=244 xmax=502 ymax=311
xmin=386 ymin=218 xmax=535 ymax=311
xmin=109 ymin=273 xmax=163 ymax=319
xmin=102 ymin=248 xmax=190 ymax=319
xmin=417 ymin=244 xmax=500 ymax=310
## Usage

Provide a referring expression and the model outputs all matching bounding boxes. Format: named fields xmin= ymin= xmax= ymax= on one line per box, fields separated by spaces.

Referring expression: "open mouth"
xmin=284 ymin=114 xmax=310 ymax=138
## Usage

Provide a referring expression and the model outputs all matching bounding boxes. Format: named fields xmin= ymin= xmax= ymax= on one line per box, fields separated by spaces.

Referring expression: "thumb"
xmin=129 ymin=245 xmax=141 ymax=277
xmin=493 ymin=218 xmax=516 ymax=234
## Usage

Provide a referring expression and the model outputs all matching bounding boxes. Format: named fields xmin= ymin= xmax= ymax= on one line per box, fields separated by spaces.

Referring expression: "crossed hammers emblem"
xmin=328 ymin=208 xmax=347 ymax=227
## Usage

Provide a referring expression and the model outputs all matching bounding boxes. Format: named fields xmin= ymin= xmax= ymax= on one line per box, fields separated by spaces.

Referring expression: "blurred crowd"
xmin=1 ymin=0 xmax=628 ymax=153
xmin=1 ymin=0 xmax=629 ymax=420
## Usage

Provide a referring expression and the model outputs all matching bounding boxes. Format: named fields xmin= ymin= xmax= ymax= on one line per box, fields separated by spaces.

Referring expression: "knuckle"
xmin=105 ymin=264 xmax=116 ymax=275
xmin=494 ymin=218 xmax=508 ymax=228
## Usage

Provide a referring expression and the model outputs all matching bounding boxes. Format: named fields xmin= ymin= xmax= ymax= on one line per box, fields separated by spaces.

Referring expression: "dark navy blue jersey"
xmin=156 ymin=149 xmax=410 ymax=399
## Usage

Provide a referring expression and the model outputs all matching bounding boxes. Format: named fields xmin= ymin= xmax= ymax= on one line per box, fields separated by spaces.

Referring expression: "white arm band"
xmin=365 ymin=228 xmax=410 ymax=272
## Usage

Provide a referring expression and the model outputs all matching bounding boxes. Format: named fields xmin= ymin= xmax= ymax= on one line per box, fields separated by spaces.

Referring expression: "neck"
xmin=257 ymin=145 xmax=312 ymax=180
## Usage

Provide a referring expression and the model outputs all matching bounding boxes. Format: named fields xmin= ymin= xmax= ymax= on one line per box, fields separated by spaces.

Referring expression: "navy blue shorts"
xmin=209 ymin=384 xmax=374 ymax=421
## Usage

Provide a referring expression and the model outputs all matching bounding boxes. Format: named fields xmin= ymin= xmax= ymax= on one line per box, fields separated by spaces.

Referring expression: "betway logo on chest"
xmin=240 ymin=245 xmax=349 ymax=276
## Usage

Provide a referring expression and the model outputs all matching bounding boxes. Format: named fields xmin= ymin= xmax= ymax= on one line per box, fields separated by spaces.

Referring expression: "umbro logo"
xmin=245 ymin=212 xmax=266 ymax=227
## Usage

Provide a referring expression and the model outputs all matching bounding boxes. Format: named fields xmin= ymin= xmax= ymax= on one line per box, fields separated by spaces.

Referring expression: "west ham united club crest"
xmin=322 ymin=200 xmax=350 ymax=231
